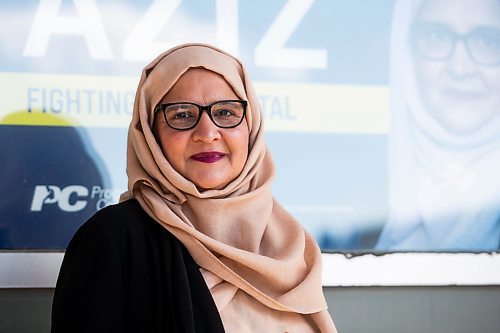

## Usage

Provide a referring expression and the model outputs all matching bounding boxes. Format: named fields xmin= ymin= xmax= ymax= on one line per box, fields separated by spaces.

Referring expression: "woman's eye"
xmin=425 ymin=30 xmax=448 ymax=42
xmin=214 ymin=109 xmax=235 ymax=117
xmin=478 ymin=35 xmax=500 ymax=49
xmin=471 ymin=28 xmax=500 ymax=50
xmin=173 ymin=111 xmax=194 ymax=119
xmin=413 ymin=23 xmax=453 ymax=44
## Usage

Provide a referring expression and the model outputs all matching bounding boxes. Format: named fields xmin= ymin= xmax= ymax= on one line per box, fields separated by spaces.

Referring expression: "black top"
xmin=51 ymin=199 xmax=225 ymax=333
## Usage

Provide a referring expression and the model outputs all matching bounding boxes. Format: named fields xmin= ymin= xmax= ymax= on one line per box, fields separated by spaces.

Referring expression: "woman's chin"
xmin=425 ymin=100 xmax=497 ymax=135
xmin=191 ymin=176 xmax=230 ymax=191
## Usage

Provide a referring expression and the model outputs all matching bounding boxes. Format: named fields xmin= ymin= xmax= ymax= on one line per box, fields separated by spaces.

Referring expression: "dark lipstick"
xmin=190 ymin=151 xmax=226 ymax=163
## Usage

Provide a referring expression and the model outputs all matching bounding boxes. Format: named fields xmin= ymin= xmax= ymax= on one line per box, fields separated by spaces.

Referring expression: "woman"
xmin=376 ymin=0 xmax=500 ymax=250
xmin=51 ymin=43 xmax=337 ymax=332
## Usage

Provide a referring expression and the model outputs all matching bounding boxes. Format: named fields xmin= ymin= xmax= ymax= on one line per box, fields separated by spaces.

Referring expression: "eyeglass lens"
xmin=411 ymin=23 xmax=500 ymax=66
xmin=162 ymin=100 xmax=245 ymax=130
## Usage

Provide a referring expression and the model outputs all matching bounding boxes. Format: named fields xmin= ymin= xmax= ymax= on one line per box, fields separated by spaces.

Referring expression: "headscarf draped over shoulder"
xmin=122 ymin=43 xmax=336 ymax=332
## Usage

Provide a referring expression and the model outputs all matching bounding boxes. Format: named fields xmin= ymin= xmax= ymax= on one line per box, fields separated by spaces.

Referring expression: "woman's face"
xmin=413 ymin=0 xmax=500 ymax=135
xmin=154 ymin=68 xmax=249 ymax=190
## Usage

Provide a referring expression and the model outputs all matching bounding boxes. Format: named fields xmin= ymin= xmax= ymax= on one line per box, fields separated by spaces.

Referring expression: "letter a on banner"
xmin=23 ymin=0 xmax=112 ymax=59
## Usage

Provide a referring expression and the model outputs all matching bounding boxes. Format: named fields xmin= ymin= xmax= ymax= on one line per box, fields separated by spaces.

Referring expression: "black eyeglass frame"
xmin=410 ymin=23 xmax=500 ymax=67
xmin=155 ymin=99 xmax=248 ymax=131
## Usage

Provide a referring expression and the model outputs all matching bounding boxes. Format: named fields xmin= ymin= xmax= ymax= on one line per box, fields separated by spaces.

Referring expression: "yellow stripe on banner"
xmin=0 ymin=72 xmax=389 ymax=133
xmin=255 ymin=82 xmax=389 ymax=133
xmin=0 ymin=72 xmax=139 ymax=128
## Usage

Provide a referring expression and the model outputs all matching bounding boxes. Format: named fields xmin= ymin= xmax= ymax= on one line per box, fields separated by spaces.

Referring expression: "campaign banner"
xmin=1 ymin=0 xmax=499 ymax=254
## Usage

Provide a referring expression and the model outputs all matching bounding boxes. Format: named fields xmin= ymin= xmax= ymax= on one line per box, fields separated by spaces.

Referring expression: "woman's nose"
xmin=191 ymin=112 xmax=221 ymax=142
xmin=447 ymin=40 xmax=476 ymax=78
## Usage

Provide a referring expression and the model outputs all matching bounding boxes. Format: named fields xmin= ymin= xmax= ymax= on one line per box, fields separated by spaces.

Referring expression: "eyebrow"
xmin=414 ymin=20 xmax=500 ymax=31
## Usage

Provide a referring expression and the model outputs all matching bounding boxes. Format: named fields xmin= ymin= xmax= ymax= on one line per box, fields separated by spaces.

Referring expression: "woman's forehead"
xmin=416 ymin=0 xmax=500 ymax=32
xmin=159 ymin=68 xmax=240 ymax=103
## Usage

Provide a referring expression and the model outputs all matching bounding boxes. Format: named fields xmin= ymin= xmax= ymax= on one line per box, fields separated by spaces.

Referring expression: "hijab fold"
xmin=121 ymin=43 xmax=336 ymax=332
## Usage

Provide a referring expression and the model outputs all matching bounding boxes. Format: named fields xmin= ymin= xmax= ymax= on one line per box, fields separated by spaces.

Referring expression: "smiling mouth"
xmin=442 ymin=88 xmax=485 ymax=100
xmin=190 ymin=152 xmax=226 ymax=163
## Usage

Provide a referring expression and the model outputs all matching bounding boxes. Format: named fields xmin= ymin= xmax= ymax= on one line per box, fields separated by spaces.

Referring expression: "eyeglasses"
xmin=411 ymin=23 xmax=500 ymax=66
xmin=155 ymin=99 xmax=247 ymax=130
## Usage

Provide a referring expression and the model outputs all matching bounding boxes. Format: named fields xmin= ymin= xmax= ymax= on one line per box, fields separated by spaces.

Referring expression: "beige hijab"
xmin=121 ymin=43 xmax=337 ymax=333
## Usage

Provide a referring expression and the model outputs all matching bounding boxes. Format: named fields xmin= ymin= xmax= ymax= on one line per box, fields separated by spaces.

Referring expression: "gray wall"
xmin=1 ymin=287 xmax=500 ymax=333
xmin=326 ymin=286 xmax=500 ymax=333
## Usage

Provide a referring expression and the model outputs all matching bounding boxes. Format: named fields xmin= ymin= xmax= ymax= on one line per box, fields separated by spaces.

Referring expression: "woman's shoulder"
xmin=65 ymin=198 xmax=181 ymax=264
xmin=91 ymin=198 xmax=146 ymax=223
xmin=73 ymin=199 xmax=159 ymax=245
xmin=85 ymin=199 xmax=152 ymax=229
